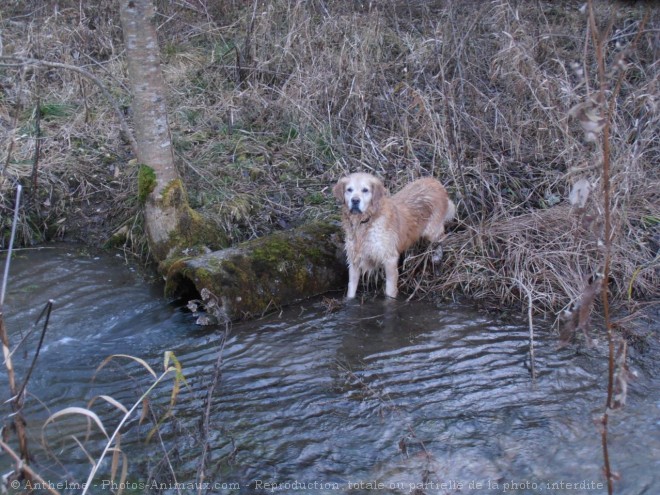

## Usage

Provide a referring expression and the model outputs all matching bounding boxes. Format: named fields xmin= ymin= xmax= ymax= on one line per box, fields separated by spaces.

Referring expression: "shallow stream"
xmin=1 ymin=245 xmax=658 ymax=494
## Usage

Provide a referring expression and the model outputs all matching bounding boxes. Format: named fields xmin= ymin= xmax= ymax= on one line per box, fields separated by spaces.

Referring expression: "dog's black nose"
xmin=351 ymin=197 xmax=360 ymax=205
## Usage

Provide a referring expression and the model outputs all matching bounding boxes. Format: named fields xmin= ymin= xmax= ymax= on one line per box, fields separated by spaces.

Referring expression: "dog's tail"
xmin=445 ymin=199 xmax=456 ymax=223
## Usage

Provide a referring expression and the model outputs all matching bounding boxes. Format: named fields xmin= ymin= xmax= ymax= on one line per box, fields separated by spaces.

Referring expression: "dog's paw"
xmin=431 ymin=245 xmax=444 ymax=264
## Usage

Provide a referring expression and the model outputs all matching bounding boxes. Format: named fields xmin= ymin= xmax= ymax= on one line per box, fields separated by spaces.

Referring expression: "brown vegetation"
xmin=1 ymin=1 xmax=658 ymax=316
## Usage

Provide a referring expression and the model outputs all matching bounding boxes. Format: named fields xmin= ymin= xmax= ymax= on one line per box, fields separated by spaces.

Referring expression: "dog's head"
xmin=333 ymin=173 xmax=386 ymax=215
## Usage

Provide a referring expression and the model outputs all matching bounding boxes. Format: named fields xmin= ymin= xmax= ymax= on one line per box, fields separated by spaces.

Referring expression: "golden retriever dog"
xmin=333 ymin=172 xmax=455 ymax=299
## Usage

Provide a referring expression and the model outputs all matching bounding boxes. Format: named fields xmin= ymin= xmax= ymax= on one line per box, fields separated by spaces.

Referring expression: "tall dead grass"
xmin=210 ymin=0 xmax=657 ymax=315
xmin=1 ymin=0 xmax=657 ymax=314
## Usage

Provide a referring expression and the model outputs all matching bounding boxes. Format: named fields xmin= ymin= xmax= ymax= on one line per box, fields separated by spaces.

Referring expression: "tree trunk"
xmin=119 ymin=0 xmax=224 ymax=263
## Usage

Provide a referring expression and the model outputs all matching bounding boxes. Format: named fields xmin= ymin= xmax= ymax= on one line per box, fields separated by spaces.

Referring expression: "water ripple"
xmin=1 ymin=247 xmax=657 ymax=494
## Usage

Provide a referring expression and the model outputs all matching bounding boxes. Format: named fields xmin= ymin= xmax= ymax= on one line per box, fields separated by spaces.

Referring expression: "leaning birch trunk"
xmin=119 ymin=0 xmax=222 ymax=264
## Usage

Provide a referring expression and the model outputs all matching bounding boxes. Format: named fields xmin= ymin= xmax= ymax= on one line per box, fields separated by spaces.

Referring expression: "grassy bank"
xmin=1 ymin=0 xmax=657 ymax=315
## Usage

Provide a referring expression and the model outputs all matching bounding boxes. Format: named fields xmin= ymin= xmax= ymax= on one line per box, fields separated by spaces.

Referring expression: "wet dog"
xmin=333 ymin=172 xmax=455 ymax=299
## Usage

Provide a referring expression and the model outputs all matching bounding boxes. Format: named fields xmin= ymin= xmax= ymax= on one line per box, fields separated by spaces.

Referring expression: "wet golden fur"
xmin=333 ymin=172 xmax=455 ymax=299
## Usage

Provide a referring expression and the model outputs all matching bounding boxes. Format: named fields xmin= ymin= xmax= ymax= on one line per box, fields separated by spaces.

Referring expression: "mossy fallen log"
xmin=164 ymin=221 xmax=346 ymax=321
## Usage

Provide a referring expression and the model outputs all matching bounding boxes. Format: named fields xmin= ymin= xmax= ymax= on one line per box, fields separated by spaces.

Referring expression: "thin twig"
xmin=587 ymin=1 xmax=618 ymax=493
xmin=0 ymin=436 xmax=61 ymax=495
xmin=30 ymin=93 xmax=42 ymax=201
xmin=196 ymin=324 xmax=230 ymax=495
xmin=514 ymin=278 xmax=537 ymax=380
xmin=15 ymin=301 xmax=54 ymax=403
xmin=147 ymin=406 xmax=182 ymax=495
xmin=0 ymin=184 xmax=33 ymax=479
xmin=81 ymin=368 xmax=176 ymax=495
xmin=1 ymin=184 xmax=22 ymax=307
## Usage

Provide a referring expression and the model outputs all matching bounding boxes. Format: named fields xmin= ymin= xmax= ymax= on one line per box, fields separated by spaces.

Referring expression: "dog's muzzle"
xmin=349 ymin=198 xmax=362 ymax=214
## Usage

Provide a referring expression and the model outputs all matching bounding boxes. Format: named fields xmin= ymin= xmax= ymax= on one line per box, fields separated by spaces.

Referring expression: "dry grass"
xmin=0 ymin=0 xmax=658 ymax=314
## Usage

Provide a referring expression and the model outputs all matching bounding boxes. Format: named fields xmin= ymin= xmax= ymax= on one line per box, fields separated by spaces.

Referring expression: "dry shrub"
xmin=431 ymin=189 xmax=657 ymax=313
xmin=0 ymin=1 xmax=135 ymax=247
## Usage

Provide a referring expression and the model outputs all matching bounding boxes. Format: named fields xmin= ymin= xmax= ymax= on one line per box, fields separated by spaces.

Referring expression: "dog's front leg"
xmin=347 ymin=263 xmax=360 ymax=299
xmin=384 ymin=258 xmax=399 ymax=299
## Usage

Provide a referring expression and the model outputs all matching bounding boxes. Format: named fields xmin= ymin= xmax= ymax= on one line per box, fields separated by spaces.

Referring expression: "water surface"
xmin=1 ymin=246 xmax=658 ymax=494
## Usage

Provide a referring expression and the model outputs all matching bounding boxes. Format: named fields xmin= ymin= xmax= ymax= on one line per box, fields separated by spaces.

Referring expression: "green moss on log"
xmin=151 ymin=178 xmax=230 ymax=272
xmin=137 ymin=165 xmax=157 ymax=204
xmin=162 ymin=178 xmax=186 ymax=208
xmin=164 ymin=221 xmax=346 ymax=320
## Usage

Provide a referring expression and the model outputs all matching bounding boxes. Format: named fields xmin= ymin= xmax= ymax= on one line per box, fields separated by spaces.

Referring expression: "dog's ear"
xmin=371 ymin=177 xmax=387 ymax=210
xmin=333 ymin=178 xmax=348 ymax=202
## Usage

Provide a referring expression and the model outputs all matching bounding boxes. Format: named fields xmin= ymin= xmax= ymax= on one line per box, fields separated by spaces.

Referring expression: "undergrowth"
xmin=0 ymin=1 xmax=657 ymax=314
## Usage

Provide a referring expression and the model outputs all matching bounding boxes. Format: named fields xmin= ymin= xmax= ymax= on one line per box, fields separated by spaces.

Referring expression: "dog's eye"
xmin=346 ymin=187 xmax=353 ymax=193
xmin=362 ymin=188 xmax=369 ymax=193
